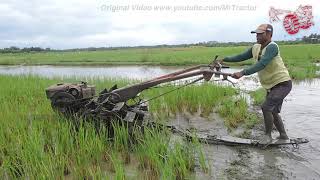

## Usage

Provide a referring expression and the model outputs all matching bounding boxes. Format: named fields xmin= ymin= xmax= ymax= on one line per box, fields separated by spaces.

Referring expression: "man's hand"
xmin=215 ymin=58 xmax=224 ymax=65
xmin=231 ymin=71 xmax=244 ymax=79
xmin=212 ymin=58 xmax=224 ymax=70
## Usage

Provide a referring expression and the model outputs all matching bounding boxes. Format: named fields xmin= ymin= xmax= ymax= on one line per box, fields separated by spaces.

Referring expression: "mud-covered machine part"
xmin=45 ymin=82 xmax=149 ymax=131
xmin=45 ymin=58 xmax=232 ymax=134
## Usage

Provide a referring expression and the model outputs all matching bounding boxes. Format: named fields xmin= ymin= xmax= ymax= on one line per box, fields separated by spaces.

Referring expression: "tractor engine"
xmin=46 ymin=82 xmax=149 ymax=135
xmin=45 ymin=82 xmax=95 ymax=114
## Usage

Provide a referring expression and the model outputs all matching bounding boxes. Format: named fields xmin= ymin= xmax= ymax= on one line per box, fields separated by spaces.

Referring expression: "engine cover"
xmin=45 ymin=82 xmax=95 ymax=100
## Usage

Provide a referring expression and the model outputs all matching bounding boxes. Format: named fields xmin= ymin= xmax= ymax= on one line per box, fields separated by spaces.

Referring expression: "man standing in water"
xmin=220 ymin=24 xmax=292 ymax=142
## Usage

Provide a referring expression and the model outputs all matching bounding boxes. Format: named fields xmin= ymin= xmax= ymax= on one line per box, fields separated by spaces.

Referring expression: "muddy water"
xmin=169 ymin=79 xmax=320 ymax=179
xmin=238 ymin=80 xmax=320 ymax=179
xmin=1 ymin=65 xmax=320 ymax=178
xmin=280 ymin=80 xmax=320 ymax=178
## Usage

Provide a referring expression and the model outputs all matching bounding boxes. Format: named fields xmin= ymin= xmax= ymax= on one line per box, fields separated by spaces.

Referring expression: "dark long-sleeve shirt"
xmin=223 ymin=43 xmax=279 ymax=75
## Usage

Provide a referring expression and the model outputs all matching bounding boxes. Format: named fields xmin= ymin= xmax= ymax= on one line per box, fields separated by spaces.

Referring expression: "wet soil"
xmin=168 ymin=78 xmax=320 ymax=179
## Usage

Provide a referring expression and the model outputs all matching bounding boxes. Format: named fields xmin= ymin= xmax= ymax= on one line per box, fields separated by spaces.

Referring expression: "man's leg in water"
xmin=261 ymin=109 xmax=274 ymax=142
xmin=273 ymin=112 xmax=289 ymax=139
xmin=260 ymin=89 xmax=276 ymax=143
xmin=261 ymin=80 xmax=292 ymax=142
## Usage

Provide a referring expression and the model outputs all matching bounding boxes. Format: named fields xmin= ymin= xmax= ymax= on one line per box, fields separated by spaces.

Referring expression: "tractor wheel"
xmin=51 ymin=92 xmax=76 ymax=114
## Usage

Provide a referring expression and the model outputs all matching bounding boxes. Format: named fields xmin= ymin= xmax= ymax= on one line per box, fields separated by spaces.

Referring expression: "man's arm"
xmin=223 ymin=47 xmax=253 ymax=62
xmin=242 ymin=43 xmax=278 ymax=75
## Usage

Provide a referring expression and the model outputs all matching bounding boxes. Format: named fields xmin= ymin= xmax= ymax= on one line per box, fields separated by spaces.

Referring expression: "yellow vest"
xmin=252 ymin=42 xmax=291 ymax=90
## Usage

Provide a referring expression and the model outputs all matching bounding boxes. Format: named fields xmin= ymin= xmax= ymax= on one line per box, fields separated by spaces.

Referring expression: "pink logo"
xmin=269 ymin=5 xmax=314 ymax=35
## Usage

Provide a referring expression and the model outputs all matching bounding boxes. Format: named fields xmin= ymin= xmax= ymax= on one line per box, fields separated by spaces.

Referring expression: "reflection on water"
xmin=0 ymin=65 xmax=180 ymax=80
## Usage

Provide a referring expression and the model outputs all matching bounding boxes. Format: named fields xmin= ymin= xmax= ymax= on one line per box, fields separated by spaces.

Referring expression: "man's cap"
xmin=251 ymin=24 xmax=273 ymax=34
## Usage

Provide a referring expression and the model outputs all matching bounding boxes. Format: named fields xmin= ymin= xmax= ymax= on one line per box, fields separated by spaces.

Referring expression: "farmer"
xmin=219 ymin=24 xmax=292 ymax=142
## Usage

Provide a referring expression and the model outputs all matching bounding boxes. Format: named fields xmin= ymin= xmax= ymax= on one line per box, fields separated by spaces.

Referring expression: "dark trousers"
xmin=261 ymin=80 xmax=292 ymax=113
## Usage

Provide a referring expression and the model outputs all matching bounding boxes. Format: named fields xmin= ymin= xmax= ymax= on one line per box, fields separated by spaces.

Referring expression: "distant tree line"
xmin=1 ymin=33 xmax=319 ymax=54
xmin=301 ymin=33 xmax=320 ymax=43
xmin=0 ymin=46 xmax=51 ymax=53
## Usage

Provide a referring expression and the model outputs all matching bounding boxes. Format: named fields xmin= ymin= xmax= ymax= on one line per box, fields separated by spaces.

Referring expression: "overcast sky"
xmin=0 ymin=0 xmax=319 ymax=49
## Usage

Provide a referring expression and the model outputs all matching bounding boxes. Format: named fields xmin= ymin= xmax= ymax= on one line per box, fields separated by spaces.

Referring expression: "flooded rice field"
xmin=169 ymin=78 xmax=320 ymax=179
xmin=0 ymin=65 xmax=179 ymax=80
xmin=1 ymin=65 xmax=319 ymax=179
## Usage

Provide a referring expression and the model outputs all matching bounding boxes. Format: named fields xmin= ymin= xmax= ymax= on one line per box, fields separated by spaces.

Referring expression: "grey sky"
xmin=0 ymin=0 xmax=319 ymax=49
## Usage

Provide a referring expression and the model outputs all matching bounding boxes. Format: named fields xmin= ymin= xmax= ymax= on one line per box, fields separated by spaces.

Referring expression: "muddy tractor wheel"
xmin=51 ymin=92 xmax=76 ymax=114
